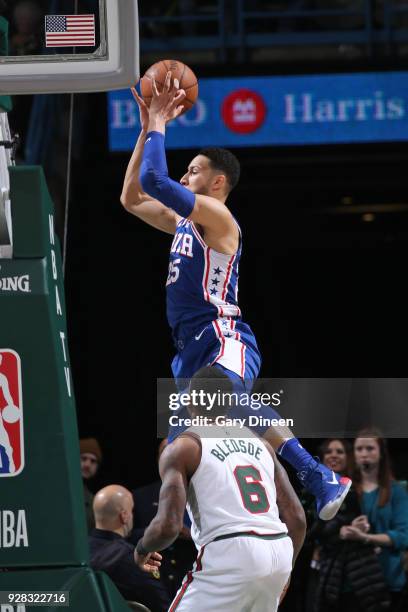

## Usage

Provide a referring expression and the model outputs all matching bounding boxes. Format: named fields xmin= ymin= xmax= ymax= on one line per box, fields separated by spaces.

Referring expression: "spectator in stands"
xmin=80 ymin=436 xmax=102 ymax=532
xmin=311 ymin=428 xmax=408 ymax=611
xmin=9 ymin=0 xmax=43 ymax=56
xmin=128 ymin=439 xmax=196 ymax=600
xmin=89 ymin=484 xmax=170 ymax=611
xmin=301 ymin=438 xmax=356 ymax=612
xmin=338 ymin=428 xmax=408 ymax=609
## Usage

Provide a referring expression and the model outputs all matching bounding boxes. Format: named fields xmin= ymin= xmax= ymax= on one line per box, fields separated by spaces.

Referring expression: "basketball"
xmin=140 ymin=59 xmax=198 ymax=115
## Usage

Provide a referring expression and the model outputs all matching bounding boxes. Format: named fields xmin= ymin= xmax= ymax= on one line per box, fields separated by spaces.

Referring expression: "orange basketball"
xmin=140 ymin=59 xmax=198 ymax=115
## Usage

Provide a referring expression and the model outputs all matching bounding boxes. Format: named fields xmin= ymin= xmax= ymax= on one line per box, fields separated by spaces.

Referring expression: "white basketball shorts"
xmin=169 ymin=534 xmax=293 ymax=612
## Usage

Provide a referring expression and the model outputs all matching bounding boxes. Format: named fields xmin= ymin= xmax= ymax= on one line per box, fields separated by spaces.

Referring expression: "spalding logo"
xmin=0 ymin=274 xmax=30 ymax=292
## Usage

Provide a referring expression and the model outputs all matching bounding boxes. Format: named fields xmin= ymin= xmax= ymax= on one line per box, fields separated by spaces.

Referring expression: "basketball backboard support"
xmin=0 ymin=112 xmax=13 ymax=258
xmin=0 ymin=1 xmax=139 ymax=94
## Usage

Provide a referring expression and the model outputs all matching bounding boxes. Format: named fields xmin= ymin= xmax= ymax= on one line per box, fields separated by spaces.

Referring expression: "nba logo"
xmin=0 ymin=349 xmax=24 ymax=476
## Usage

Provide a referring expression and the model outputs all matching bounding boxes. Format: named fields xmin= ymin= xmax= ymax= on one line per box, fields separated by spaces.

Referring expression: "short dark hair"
xmin=189 ymin=366 xmax=233 ymax=417
xmin=199 ymin=147 xmax=240 ymax=192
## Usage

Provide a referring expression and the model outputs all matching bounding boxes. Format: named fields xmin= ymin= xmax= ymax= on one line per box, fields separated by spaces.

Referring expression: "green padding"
xmin=0 ymin=15 xmax=9 ymax=55
xmin=0 ymin=16 xmax=12 ymax=110
xmin=0 ymin=166 xmax=88 ymax=567
xmin=9 ymin=167 xmax=55 ymax=258
xmin=0 ymin=95 xmax=12 ymax=112
xmin=96 ymin=571 xmax=138 ymax=611
xmin=0 ymin=567 xmax=120 ymax=611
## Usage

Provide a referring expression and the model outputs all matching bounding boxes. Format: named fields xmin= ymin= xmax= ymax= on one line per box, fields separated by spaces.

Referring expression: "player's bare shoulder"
xmin=160 ymin=434 xmax=202 ymax=479
xmin=191 ymin=195 xmax=239 ymax=254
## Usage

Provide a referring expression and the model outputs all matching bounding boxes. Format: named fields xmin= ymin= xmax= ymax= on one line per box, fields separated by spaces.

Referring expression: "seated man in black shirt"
xmin=89 ymin=484 xmax=170 ymax=612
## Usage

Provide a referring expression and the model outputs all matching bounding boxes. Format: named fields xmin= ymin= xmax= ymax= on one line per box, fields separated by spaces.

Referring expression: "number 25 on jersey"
xmin=166 ymin=258 xmax=180 ymax=286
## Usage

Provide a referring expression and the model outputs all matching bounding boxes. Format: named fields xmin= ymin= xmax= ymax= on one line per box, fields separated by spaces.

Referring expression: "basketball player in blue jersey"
xmin=121 ymin=72 xmax=351 ymax=521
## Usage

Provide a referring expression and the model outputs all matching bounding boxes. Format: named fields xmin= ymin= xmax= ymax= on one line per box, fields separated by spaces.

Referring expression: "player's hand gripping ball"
xmin=140 ymin=59 xmax=198 ymax=115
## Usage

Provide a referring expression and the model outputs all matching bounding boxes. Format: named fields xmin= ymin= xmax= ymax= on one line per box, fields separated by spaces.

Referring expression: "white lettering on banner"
xmin=59 ymin=331 xmax=67 ymax=361
xmin=177 ymin=99 xmax=207 ymax=127
xmin=59 ymin=332 xmax=72 ymax=398
xmin=0 ymin=509 xmax=29 ymax=548
xmin=0 ymin=275 xmax=30 ymax=293
xmin=51 ymin=249 xmax=57 ymax=280
xmin=111 ymin=100 xmax=138 ymax=128
xmin=49 ymin=214 xmax=55 ymax=246
xmin=55 ymin=286 xmax=62 ymax=316
xmin=232 ymin=99 xmax=256 ymax=123
xmin=48 ymin=214 xmax=72 ymax=398
xmin=64 ymin=367 xmax=71 ymax=397
xmin=284 ymin=91 xmax=405 ymax=124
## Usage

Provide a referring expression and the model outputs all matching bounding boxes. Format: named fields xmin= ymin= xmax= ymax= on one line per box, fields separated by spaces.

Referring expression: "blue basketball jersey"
xmin=166 ymin=218 xmax=242 ymax=341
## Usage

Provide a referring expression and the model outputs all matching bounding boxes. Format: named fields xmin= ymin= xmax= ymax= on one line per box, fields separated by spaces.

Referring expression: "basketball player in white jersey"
xmin=134 ymin=367 xmax=306 ymax=611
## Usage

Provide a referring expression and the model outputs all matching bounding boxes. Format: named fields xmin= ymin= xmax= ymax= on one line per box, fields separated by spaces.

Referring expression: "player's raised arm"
xmin=140 ymin=73 xmax=239 ymax=254
xmin=120 ymin=86 xmax=181 ymax=235
xmin=134 ymin=436 xmax=200 ymax=568
xmin=266 ymin=443 xmax=306 ymax=565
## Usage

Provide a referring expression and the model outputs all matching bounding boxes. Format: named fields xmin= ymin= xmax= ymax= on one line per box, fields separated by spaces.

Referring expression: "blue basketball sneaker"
xmin=298 ymin=461 xmax=352 ymax=520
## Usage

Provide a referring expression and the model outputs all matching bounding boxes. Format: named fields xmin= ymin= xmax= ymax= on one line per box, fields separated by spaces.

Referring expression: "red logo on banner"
xmin=0 ymin=349 xmax=24 ymax=476
xmin=221 ymin=89 xmax=267 ymax=134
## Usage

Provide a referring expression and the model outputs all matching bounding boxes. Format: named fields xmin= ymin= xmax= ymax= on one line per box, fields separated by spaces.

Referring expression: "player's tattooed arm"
xmin=136 ymin=436 xmax=200 ymax=554
xmin=267 ymin=444 xmax=306 ymax=565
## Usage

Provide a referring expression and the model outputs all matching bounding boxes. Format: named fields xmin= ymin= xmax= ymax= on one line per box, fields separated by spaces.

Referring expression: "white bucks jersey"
xmin=186 ymin=426 xmax=287 ymax=549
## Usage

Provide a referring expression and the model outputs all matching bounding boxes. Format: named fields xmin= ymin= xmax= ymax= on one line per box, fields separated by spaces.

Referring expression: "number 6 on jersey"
xmin=234 ymin=465 xmax=270 ymax=513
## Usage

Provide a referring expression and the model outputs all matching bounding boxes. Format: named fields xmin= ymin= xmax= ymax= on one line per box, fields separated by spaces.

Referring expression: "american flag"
xmin=45 ymin=14 xmax=95 ymax=47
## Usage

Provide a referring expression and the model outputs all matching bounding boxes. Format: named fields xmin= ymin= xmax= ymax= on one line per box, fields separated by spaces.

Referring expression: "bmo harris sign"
xmin=108 ymin=71 xmax=408 ymax=150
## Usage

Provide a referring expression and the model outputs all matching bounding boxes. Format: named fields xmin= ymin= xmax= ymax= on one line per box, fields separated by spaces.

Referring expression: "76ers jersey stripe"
xmin=167 ymin=219 xmax=242 ymax=339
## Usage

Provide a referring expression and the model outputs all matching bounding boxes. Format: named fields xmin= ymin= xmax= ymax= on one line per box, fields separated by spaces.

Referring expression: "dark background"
xmin=4 ymin=0 xmax=406 ymax=492
xmin=62 ymin=63 xmax=408 ymax=492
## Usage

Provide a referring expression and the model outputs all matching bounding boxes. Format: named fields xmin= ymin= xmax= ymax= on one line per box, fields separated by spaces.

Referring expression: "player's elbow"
xmin=120 ymin=191 xmax=132 ymax=210
xmin=120 ymin=187 xmax=146 ymax=214
xmin=120 ymin=185 xmax=139 ymax=212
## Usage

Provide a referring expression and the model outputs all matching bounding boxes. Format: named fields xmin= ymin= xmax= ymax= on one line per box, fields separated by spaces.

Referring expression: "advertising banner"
xmin=108 ymin=71 xmax=408 ymax=150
